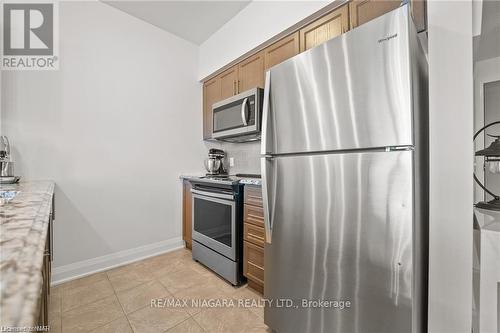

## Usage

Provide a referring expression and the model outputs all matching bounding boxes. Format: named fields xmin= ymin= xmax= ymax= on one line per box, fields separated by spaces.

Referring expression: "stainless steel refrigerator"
xmin=261 ymin=5 xmax=428 ymax=333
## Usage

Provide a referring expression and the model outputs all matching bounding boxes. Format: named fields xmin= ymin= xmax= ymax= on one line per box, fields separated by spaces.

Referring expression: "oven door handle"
xmin=191 ymin=189 xmax=234 ymax=201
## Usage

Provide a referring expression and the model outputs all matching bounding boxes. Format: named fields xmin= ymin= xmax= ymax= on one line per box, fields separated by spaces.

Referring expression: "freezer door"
xmin=263 ymin=150 xmax=416 ymax=333
xmin=262 ymin=6 xmax=413 ymax=155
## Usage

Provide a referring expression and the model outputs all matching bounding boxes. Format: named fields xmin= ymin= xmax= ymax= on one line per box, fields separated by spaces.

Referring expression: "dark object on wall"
xmin=474 ymin=121 xmax=500 ymax=210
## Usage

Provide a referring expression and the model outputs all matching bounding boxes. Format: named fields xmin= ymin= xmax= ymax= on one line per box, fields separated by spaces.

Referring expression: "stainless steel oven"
xmin=192 ymin=187 xmax=236 ymax=260
xmin=190 ymin=178 xmax=244 ymax=285
xmin=212 ymin=87 xmax=263 ymax=141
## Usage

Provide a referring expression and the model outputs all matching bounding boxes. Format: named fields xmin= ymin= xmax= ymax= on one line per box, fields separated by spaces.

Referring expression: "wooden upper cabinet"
xmin=300 ymin=4 xmax=349 ymax=52
xmin=349 ymin=0 xmax=401 ymax=29
xmin=219 ymin=66 xmax=238 ymax=99
xmin=201 ymin=0 xmax=426 ymax=140
xmin=203 ymin=77 xmax=220 ymax=140
xmin=238 ymin=51 xmax=265 ymax=92
xmin=264 ymin=32 xmax=300 ymax=70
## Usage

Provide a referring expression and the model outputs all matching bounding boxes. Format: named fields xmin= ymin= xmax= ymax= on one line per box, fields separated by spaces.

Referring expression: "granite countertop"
xmin=179 ymin=174 xmax=204 ymax=181
xmin=0 ymin=181 xmax=55 ymax=328
xmin=237 ymin=177 xmax=262 ymax=186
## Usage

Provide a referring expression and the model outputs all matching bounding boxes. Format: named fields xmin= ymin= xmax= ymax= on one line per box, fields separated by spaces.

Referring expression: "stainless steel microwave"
xmin=212 ymin=87 xmax=263 ymax=142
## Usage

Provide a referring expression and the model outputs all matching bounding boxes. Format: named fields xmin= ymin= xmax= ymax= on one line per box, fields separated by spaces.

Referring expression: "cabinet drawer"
xmin=244 ymin=204 xmax=264 ymax=226
xmin=243 ymin=241 xmax=264 ymax=285
xmin=244 ymin=222 xmax=265 ymax=247
xmin=244 ymin=186 xmax=262 ymax=207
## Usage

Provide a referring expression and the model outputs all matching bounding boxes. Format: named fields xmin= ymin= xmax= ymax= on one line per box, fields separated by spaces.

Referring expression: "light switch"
xmin=229 ymin=157 xmax=235 ymax=167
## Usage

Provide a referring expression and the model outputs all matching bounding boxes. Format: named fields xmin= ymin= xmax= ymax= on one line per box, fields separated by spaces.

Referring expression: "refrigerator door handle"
xmin=261 ymin=70 xmax=271 ymax=155
xmin=261 ymin=156 xmax=274 ymax=243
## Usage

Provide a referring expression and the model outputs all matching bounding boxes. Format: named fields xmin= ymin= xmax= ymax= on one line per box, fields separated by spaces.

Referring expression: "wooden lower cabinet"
xmin=38 ymin=200 xmax=54 ymax=328
xmin=244 ymin=185 xmax=263 ymax=207
xmin=244 ymin=222 xmax=265 ymax=248
xmin=244 ymin=204 xmax=264 ymax=226
xmin=38 ymin=237 xmax=50 ymax=326
xmin=243 ymin=185 xmax=264 ymax=294
xmin=182 ymin=180 xmax=193 ymax=249
xmin=243 ymin=240 xmax=264 ymax=294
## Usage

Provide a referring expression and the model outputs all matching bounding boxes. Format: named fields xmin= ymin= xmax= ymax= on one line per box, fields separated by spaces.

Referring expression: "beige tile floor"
xmin=49 ymin=248 xmax=271 ymax=333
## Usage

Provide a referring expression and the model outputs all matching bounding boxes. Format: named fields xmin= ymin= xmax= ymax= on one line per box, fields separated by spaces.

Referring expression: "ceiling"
xmin=104 ymin=1 xmax=251 ymax=45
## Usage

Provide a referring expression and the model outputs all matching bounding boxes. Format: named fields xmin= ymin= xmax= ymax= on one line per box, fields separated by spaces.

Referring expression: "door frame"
xmin=474 ymin=56 xmax=500 ymax=202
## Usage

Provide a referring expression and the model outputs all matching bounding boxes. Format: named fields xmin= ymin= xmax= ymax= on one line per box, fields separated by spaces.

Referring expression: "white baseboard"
xmin=51 ymin=237 xmax=185 ymax=285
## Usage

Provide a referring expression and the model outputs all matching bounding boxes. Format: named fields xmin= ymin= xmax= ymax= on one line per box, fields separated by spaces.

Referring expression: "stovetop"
xmin=190 ymin=174 xmax=261 ymax=185
xmin=198 ymin=175 xmax=240 ymax=185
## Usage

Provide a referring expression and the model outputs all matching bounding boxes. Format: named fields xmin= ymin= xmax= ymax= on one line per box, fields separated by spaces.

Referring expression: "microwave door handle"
xmin=240 ymin=97 xmax=249 ymax=126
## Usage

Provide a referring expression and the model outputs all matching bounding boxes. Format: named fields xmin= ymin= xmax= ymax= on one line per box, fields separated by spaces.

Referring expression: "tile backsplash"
xmin=205 ymin=140 xmax=261 ymax=175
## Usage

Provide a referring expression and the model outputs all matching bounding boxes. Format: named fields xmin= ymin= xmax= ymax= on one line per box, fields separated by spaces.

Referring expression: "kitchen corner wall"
xmin=1 ymin=1 xmax=206 ymax=281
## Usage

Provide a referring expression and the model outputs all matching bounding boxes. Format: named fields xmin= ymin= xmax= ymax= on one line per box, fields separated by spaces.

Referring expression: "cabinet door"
xmin=219 ymin=66 xmax=238 ymax=99
xmin=203 ymin=77 xmax=220 ymax=140
xmin=300 ymin=4 xmax=349 ymax=52
xmin=349 ymin=0 xmax=401 ymax=29
xmin=182 ymin=180 xmax=192 ymax=249
xmin=238 ymin=51 xmax=265 ymax=92
xmin=264 ymin=32 xmax=300 ymax=70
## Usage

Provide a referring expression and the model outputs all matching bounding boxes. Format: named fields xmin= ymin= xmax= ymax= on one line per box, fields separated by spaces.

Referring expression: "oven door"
xmin=191 ymin=188 xmax=236 ymax=260
xmin=212 ymin=88 xmax=261 ymax=139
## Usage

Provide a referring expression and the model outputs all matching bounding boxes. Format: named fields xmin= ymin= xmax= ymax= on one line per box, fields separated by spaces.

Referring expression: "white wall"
xmin=198 ymin=0 xmax=329 ymax=79
xmin=427 ymin=1 xmax=474 ymax=332
xmin=1 ymin=1 xmax=206 ymax=282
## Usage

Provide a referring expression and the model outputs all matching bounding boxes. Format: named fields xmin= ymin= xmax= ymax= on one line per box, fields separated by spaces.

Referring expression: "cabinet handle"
xmin=238 ymin=80 xmax=241 ymax=94
xmin=233 ymin=80 xmax=237 ymax=95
